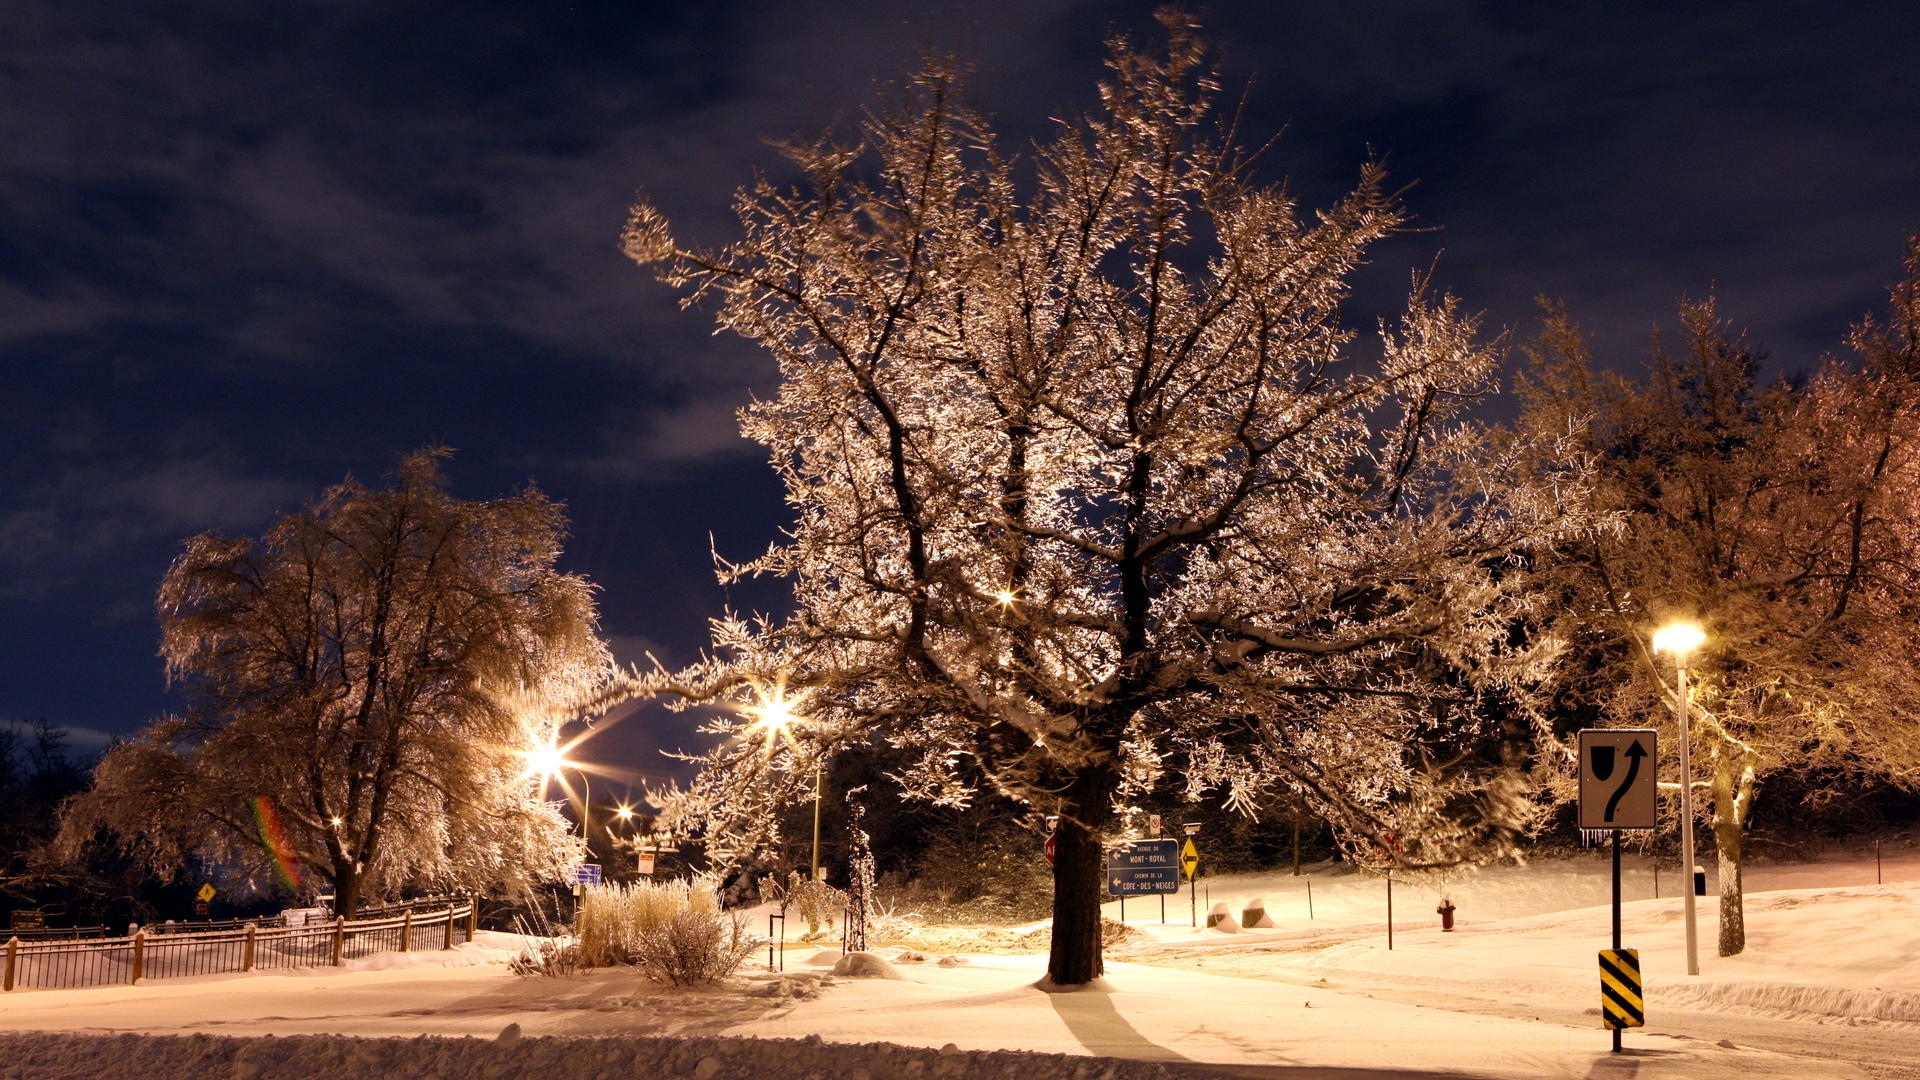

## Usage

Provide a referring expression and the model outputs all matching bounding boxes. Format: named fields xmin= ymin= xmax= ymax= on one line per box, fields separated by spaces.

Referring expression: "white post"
xmin=1677 ymin=660 xmax=1699 ymax=977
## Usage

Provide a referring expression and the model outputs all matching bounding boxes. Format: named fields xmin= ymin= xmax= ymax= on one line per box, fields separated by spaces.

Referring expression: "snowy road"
xmin=0 ymin=852 xmax=1911 ymax=1079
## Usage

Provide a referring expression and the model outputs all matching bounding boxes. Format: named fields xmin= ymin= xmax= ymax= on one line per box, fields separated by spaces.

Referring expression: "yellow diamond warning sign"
xmin=196 ymin=883 xmax=216 ymax=903
xmin=1180 ymin=839 xmax=1199 ymax=880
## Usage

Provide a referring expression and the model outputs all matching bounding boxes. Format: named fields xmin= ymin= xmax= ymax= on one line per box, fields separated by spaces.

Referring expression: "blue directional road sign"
xmin=571 ymin=863 xmax=603 ymax=886
xmin=1105 ymin=838 xmax=1180 ymax=895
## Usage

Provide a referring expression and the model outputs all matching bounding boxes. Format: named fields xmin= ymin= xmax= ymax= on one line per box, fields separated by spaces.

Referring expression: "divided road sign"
xmin=1577 ymin=729 xmax=1658 ymax=830
xmin=1599 ymin=948 xmax=1644 ymax=1028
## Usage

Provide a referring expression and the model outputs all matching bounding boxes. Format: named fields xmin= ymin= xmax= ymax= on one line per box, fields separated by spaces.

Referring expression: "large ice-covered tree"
xmin=1521 ymin=244 xmax=1920 ymax=956
xmin=613 ymin=15 xmax=1587 ymax=986
xmin=58 ymin=450 xmax=609 ymax=916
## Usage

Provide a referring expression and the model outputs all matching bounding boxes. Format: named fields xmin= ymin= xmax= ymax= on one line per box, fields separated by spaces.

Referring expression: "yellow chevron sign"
xmin=1180 ymin=839 xmax=1199 ymax=880
xmin=1599 ymin=949 xmax=1644 ymax=1029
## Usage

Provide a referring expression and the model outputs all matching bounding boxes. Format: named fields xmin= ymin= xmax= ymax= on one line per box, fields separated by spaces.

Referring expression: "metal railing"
xmin=2 ymin=900 xmax=477 ymax=992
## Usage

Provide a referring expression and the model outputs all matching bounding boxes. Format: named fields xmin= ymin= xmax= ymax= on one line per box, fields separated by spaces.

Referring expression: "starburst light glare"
xmin=613 ymin=805 xmax=634 ymax=820
xmin=1652 ymin=622 xmax=1706 ymax=656
xmin=745 ymin=687 xmax=803 ymax=737
xmin=991 ymin=588 xmax=1017 ymax=606
xmin=328 ymin=816 xmax=343 ymax=828
xmin=524 ymin=741 xmax=570 ymax=780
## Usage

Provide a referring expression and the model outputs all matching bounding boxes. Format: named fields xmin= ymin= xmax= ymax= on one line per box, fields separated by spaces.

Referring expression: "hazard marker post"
xmin=1599 ymin=948 xmax=1644 ymax=1031
xmin=1181 ymin=822 xmax=1202 ymax=927
xmin=1578 ymin=728 xmax=1657 ymax=1053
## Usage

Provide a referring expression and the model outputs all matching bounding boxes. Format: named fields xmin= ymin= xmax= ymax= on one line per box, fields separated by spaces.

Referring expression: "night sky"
xmin=5 ymin=1 xmax=1918 ymax=793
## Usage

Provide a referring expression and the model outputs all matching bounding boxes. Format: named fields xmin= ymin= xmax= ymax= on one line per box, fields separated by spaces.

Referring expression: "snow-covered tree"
xmin=1521 ymin=242 xmax=1920 ymax=955
xmin=612 ymin=15 xmax=1588 ymax=986
xmin=58 ymin=450 xmax=610 ymax=915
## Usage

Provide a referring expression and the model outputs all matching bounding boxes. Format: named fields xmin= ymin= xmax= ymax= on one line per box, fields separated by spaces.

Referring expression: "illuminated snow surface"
xmin=1 ymin=847 xmax=1915 ymax=1079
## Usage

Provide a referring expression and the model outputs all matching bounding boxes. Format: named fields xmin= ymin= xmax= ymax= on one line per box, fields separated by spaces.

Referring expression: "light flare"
xmin=250 ymin=795 xmax=303 ymax=893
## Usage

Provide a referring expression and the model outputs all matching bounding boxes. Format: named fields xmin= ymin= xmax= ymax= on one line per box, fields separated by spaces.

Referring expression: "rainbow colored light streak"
xmin=251 ymin=795 xmax=304 ymax=893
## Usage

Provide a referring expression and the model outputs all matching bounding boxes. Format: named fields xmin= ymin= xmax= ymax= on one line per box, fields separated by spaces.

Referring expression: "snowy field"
xmin=0 ymin=846 xmax=1914 ymax=1079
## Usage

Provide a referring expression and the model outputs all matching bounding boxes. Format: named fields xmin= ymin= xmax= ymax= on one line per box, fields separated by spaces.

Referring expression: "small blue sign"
xmin=571 ymin=863 xmax=603 ymax=886
xmin=1104 ymin=839 xmax=1179 ymax=895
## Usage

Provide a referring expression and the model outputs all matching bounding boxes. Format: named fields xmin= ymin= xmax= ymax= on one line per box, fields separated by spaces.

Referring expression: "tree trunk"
xmin=1291 ymin=814 xmax=1302 ymax=876
xmin=1044 ymin=767 xmax=1118 ymax=988
xmin=1709 ymin=739 xmax=1756 ymax=958
xmin=335 ymin=862 xmax=363 ymax=919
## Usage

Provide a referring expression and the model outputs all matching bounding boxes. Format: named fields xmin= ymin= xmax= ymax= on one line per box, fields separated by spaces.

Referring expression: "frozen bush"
xmin=633 ymin=909 xmax=759 ymax=986
xmin=576 ymin=879 xmax=720 ymax=968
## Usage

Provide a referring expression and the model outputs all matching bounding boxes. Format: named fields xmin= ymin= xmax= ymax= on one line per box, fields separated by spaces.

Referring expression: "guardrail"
xmin=2 ymin=900 xmax=478 ymax=991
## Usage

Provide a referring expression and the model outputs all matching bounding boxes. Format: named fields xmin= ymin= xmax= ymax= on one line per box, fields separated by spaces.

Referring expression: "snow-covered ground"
xmin=0 ymin=846 xmax=1913 ymax=1079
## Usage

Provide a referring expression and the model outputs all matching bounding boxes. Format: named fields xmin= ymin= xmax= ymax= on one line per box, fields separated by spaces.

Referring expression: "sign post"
xmin=1181 ymin=822 xmax=1202 ymax=928
xmin=1578 ymin=729 xmax=1657 ymax=1053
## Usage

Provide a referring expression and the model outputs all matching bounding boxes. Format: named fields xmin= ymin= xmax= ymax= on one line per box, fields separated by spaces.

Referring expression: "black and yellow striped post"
xmin=1599 ymin=948 xmax=1644 ymax=1043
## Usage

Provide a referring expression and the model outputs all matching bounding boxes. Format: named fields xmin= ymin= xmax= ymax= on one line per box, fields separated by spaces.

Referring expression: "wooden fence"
xmin=2 ymin=899 xmax=478 ymax=992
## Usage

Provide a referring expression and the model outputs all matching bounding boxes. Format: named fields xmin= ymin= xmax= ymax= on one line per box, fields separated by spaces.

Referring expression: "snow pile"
xmin=0 ymin=1031 xmax=1264 ymax=1080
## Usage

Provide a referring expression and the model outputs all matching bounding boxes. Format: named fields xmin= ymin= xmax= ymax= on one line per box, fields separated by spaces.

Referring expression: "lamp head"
xmin=524 ymin=742 xmax=569 ymax=780
xmin=745 ymin=688 xmax=803 ymax=736
xmin=1652 ymin=622 xmax=1707 ymax=657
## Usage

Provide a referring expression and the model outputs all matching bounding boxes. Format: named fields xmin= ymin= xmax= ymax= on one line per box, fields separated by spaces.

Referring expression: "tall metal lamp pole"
xmin=1654 ymin=622 xmax=1706 ymax=977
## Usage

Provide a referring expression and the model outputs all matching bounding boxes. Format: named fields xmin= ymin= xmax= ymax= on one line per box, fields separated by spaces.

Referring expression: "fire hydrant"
xmin=1436 ymin=897 xmax=1456 ymax=932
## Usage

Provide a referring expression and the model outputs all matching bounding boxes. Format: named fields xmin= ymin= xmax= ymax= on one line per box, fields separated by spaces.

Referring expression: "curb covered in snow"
xmin=0 ymin=1031 xmax=1258 ymax=1080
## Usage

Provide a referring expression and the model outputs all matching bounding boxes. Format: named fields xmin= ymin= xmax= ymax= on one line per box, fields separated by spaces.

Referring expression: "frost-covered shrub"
xmin=507 ymin=937 xmax=579 ymax=978
xmin=783 ymin=872 xmax=844 ymax=937
xmin=633 ymin=909 xmax=758 ymax=986
xmin=576 ymin=879 xmax=720 ymax=968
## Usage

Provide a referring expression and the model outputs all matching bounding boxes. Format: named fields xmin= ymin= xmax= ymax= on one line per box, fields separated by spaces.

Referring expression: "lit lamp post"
xmin=746 ymin=688 xmax=824 ymax=882
xmin=526 ymin=740 xmax=590 ymax=839
xmin=1652 ymin=621 xmax=1706 ymax=977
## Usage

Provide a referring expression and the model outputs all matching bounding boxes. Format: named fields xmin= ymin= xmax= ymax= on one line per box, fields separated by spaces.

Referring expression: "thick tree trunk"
xmin=335 ymin=863 xmax=363 ymax=919
xmin=1044 ymin=768 xmax=1118 ymax=988
xmin=1710 ymin=740 xmax=1756 ymax=957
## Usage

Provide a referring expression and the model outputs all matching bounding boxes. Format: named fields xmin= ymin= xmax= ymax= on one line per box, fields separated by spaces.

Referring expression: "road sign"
xmin=570 ymin=863 xmax=603 ymax=886
xmin=635 ymin=853 xmax=656 ymax=875
xmin=1044 ymin=833 xmax=1056 ymax=866
xmin=196 ymin=883 xmax=217 ymax=903
xmin=1578 ymin=729 xmax=1658 ymax=830
xmin=1599 ymin=949 xmax=1644 ymax=1028
xmin=1180 ymin=838 xmax=1200 ymax=880
xmin=1105 ymin=839 xmax=1179 ymax=895
xmin=1147 ymin=814 xmax=1162 ymax=837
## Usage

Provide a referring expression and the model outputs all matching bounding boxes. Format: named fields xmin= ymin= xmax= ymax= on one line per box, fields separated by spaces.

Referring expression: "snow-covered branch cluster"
xmin=618 ymin=14 xmax=1592 ymax=892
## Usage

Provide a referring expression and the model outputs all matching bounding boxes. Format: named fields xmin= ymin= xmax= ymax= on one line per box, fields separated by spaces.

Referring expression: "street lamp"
xmin=1653 ymin=621 xmax=1706 ymax=977
xmin=525 ymin=739 xmax=591 ymax=840
xmin=745 ymin=686 xmax=825 ymax=882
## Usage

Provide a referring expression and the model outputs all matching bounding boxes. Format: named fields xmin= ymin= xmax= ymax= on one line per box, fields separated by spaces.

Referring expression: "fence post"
xmin=442 ymin=907 xmax=454 ymax=950
xmin=130 ymin=929 xmax=145 ymax=985
xmin=401 ymin=909 xmax=413 ymax=952
xmin=331 ymin=916 xmax=345 ymax=967
xmin=4 ymin=935 xmax=16 ymax=991
xmin=243 ymin=923 xmax=257 ymax=971
xmin=466 ymin=899 xmax=478 ymax=942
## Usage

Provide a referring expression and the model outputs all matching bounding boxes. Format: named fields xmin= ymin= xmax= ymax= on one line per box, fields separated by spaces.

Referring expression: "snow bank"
xmin=0 ymin=1031 xmax=1264 ymax=1080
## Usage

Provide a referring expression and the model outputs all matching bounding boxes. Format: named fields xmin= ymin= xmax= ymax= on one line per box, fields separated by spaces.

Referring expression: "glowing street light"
xmin=1654 ymin=621 xmax=1706 ymax=977
xmin=524 ymin=739 xmax=591 ymax=839
xmin=745 ymin=684 xmax=825 ymax=882
xmin=991 ymin=588 xmax=1018 ymax=607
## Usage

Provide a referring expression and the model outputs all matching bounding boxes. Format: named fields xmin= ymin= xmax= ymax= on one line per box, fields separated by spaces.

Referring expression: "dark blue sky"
xmin=4 ymin=0 xmax=1917 ymax=790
